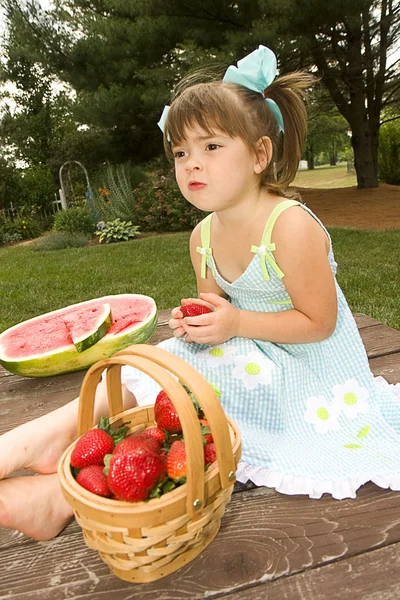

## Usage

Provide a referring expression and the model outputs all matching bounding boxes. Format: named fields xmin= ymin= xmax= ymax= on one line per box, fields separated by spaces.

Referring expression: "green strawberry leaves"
xmin=98 ymin=416 xmax=129 ymax=445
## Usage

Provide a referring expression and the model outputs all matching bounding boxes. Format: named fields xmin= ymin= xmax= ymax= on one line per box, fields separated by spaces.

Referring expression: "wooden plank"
xmin=225 ymin=541 xmax=400 ymax=599
xmin=359 ymin=323 xmax=400 ymax=359
xmin=1 ymin=483 xmax=400 ymax=599
xmin=369 ymin=353 xmax=400 ymax=385
xmin=352 ymin=313 xmax=382 ymax=329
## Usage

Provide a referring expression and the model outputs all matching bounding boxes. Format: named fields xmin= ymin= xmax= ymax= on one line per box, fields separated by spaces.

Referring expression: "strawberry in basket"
xmin=106 ymin=443 xmax=167 ymax=502
xmin=70 ymin=417 xmax=128 ymax=468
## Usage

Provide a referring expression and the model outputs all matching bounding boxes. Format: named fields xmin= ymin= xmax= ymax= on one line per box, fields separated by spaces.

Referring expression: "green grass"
xmin=293 ymin=162 xmax=357 ymax=188
xmin=1 ymin=229 xmax=399 ymax=333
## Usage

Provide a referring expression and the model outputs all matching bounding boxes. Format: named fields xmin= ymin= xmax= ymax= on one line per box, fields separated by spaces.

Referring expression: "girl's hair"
xmin=163 ymin=68 xmax=315 ymax=198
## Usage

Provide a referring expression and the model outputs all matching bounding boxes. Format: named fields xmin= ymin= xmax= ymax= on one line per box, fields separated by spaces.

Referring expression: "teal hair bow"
xmin=223 ymin=45 xmax=284 ymax=133
xmin=157 ymin=45 xmax=284 ymax=138
xmin=157 ymin=105 xmax=171 ymax=141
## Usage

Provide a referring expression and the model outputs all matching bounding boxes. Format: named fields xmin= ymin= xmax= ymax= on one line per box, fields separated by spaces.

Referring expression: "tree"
xmin=1 ymin=0 xmax=399 ymax=188
xmin=255 ymin=0 xmax=400 ymax=188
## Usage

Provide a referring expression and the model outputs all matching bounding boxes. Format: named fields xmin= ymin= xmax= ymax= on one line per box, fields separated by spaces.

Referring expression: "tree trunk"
xmin=351 ymin=121 xmax=379 ymax=188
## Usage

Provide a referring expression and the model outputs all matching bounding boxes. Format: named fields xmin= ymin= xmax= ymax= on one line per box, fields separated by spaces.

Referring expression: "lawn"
xmin=1 ymin=228 xmax=399 ymax=333
xmin=293 ymin=162 xmax=357 ymax=188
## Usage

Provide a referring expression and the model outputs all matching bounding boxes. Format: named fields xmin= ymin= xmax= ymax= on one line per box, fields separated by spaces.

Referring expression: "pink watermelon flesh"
xmin=62 ymin=305 xmax=109 ymax=338
xmin=3 ymin=297 xmax=153 ymax=359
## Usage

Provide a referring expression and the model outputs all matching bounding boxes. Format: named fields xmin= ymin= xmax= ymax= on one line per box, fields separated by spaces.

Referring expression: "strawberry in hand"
xmin=180 ymin=304 xmax=213 ymax=318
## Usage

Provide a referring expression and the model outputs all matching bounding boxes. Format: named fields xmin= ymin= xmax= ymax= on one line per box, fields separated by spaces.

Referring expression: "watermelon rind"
xmin=65 ymin=303 xmax=112 ymax=353
xmin=0 ymin=294 xmax=157 ymax=378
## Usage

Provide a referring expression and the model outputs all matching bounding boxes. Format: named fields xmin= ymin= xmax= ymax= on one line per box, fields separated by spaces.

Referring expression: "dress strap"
xmin=196 ymin=213 xmax=213 ymax=279
xmin=251 ymin=199 xmax=301 ymax=281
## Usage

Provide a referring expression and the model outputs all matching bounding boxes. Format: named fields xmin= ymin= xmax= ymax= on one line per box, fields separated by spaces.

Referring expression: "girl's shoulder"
xmin=271 ymin=202 xmax=331 ymax=256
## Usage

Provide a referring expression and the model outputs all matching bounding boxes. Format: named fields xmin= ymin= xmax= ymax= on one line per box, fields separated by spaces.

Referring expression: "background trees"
xmin=0 ymin=0 xmax=399 ymax=203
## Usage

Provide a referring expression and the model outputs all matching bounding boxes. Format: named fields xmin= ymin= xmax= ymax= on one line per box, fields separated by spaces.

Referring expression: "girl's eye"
xmin=173 ymin=151 xmax=186 ymax=159
xmin=206 ymin=143 xmax=220 ymax=151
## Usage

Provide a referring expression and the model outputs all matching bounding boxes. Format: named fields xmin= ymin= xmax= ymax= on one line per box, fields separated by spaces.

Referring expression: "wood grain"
xmin=1 ymin=483 xmax=400 ymax=599
xmin=225 ymin=542 xmax=400 ymax=599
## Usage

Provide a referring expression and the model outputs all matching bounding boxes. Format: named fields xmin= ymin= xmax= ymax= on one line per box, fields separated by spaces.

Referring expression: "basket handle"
xmin=77 ymin=349 xmax=220 ymax=518
xmin=113 ymin=345 xmax=237 ymax=490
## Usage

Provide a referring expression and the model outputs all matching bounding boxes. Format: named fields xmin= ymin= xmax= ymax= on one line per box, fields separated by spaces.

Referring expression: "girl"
xmin=1 ymin=45 xmax=399 ymax=541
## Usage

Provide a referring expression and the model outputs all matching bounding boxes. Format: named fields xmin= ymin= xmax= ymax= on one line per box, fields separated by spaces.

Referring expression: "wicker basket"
xmin=58 ymin=344 xmax=242 ymax=583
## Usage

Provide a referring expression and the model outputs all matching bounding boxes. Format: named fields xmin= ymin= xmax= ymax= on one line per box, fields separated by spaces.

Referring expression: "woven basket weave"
xmin=58 ymin=344 xmax=242 ymax=583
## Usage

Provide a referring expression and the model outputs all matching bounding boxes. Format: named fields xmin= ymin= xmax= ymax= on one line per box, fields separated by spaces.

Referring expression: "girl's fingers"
xmin=173 ymin=326 xmax=186 ymax=338
xmin=169 ymin=317 xmax=183 ymax=330
xmin=171 ymin=307 xmax=183 ymax=319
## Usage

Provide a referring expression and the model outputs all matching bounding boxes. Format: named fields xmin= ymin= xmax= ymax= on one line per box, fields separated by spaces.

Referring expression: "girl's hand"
xmin=168 ymin=305 xmax=185 ymax=338
xmin=182 ymin=293 xmax=240 ymax=345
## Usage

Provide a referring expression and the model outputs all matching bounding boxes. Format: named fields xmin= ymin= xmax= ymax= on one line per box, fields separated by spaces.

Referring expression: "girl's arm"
xmin=168 ymin=222 xmax=228 ymax=338
xmin=182 ymin=208 xmax=338 ymax=345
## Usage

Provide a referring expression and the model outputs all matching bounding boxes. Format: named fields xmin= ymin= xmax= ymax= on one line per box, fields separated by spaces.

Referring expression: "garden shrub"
xmin=95 ymin=218 xmax=140 ymax=244
xmin=32 ymin=232 xmax=90 ymax=252
xmin=132 ymin=166 xmax=205 ymax=232
xmin=378 ymin=120 xmax=400 ymax=185
xmin=10 ymin=216 xmax=42 ymax=240
xmin=53 ymin=207 xmax=96 ymax=235
xmin=87 ymin=162 xmax=147 ymax=223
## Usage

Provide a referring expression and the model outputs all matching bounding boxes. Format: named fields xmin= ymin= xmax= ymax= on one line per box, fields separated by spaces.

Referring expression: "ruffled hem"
xmin=235 ymin=461 xmax=400 ymax=500
xmin=236 ymin=375 xmax=400 ymax=500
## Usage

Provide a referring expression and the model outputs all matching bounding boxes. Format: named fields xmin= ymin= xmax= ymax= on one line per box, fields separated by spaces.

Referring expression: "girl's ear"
xmin=254 ymin=136 xmax=272 ymax=174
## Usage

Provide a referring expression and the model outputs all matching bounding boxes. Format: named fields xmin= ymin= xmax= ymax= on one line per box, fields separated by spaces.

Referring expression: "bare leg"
xmin=0 ymin=475 xmax=74 ymax=541
xmin=0 ymin=382 xmax=138 ymax=540
xmin=0 ymin=381 xmax=137 ymax=480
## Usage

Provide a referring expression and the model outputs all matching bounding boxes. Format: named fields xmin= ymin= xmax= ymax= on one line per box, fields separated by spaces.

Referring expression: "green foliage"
xmin=53 ymin=207 xmax=95 ymax=235
xmin=87 ymin=162 xmax=147 ymax=223
xmin=19 ymin=165 xmax=57 ymax=212
xmin=1 ymin=231 xmax=23 ymax=245
xmin=32 ymin=232 xmax=90 ymax=252
xmin=0 ymin=212 xmax=41 ymax=244
xmin=95 ymin=218 xmax=140 ymax=244
xmin=132 ymin=166 xmax=205 ymax=232
xmin=378 ymin=120 xmax=400 ymax=185
xmin=10 ymin=216 xmax=42 ymax=240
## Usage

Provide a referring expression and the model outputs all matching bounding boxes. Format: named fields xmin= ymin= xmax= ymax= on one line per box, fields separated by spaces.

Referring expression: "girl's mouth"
xmin=189 ymin=182 xmax=206 ymax=191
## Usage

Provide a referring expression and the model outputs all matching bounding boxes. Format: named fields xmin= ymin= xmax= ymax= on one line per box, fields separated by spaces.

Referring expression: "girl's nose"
xmin=185 ymin=153 xmax=203 ymax=172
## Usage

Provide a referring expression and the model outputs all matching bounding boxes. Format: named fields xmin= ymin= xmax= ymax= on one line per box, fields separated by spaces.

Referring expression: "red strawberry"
xmin=154 ymin=390 xmax=182 ymax=433
xmin=76 ymin=464 xmax=112 ymax=497
xmin=204 ymin=442 xmax=217 ymax=466
xmin=166 ymin=440 xmax=187 ymax=482
xmin=71 ymin=428 xmax=114 ymax=468
xmin=140 ymin=427 xmax=166 ymax=446
xmin=107 ymin=446 xmax=166 ymax=502
xmin=200 ymin=419 xmax=213 ymax=444
xmin=180 ymin=304 xmax=213 ymax=318
xmin=113 ymin=435 xmax=160 ymax=456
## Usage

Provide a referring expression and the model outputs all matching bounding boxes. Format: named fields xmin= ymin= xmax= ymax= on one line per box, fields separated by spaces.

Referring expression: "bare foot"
xmin=0 ymin=381 xmax=138 ymax=480
xmin=0 ymin=474 xmax=74 ymax=541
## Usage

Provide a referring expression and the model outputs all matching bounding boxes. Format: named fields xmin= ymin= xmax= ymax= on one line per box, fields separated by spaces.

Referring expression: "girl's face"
xmin=171 ymin=124 xmax=261 ymax=213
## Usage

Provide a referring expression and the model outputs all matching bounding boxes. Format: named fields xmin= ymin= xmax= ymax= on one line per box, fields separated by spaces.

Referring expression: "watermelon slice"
xmin=0 ymin=294 xmax=157 ymax=378
xmin=62 ymin=303 xmax=112 ymax=353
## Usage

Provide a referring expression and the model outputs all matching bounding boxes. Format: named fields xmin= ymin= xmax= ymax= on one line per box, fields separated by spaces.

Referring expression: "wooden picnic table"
xmin=1 ymin=310 xmax=400 ymax=599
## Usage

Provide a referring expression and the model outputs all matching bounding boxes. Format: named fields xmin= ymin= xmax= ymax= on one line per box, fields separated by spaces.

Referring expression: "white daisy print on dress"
xmin=231 ymin=351 xmax=275 ymax=390
xmin=197 ymin=344 xmax=238 ymax=368
xmin=331 ymin=379 xmax=369 ymax=419
xmin=304 ymin=396 xmax=340 ymax=434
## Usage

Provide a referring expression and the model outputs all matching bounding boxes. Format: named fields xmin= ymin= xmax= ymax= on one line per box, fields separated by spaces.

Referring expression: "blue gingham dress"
xmin=122 ymin=200 xmax=400 ymax=499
